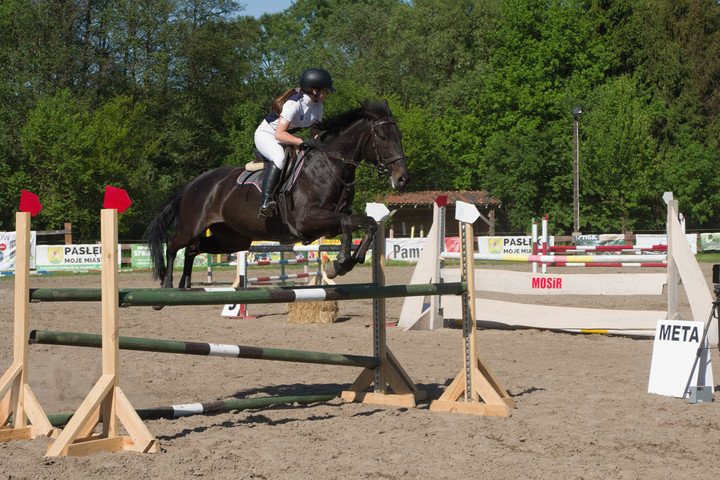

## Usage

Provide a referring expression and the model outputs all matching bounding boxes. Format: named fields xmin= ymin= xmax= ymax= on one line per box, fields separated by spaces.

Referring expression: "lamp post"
xmin=572 ymin=106 xmax=583 ymax=236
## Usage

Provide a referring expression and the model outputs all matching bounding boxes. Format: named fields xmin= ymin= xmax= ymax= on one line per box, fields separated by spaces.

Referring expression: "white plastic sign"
xmin=648 ymin=319 xmax=713 ymax=397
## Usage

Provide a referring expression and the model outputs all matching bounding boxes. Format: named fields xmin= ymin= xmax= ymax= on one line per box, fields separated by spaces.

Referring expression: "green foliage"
xmin=0 ymin=0 xmax=718 ymax=239
xmin=580 ymin=75 xmax=660 ymax=232
xmin=19 ymin=91 xmax=157 ymax=241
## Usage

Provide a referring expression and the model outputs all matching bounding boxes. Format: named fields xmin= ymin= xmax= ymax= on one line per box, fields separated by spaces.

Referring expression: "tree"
xmin=580 ymin=75 xmax=660 ymax=232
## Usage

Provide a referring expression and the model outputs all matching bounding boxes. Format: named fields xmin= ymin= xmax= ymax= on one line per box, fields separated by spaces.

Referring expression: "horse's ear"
xmin=382 ymin=99 xmax=388 ymax=107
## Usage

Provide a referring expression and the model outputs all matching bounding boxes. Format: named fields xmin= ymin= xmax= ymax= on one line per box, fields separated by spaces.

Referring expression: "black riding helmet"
xmin=300 ymin=68 xmax=337 ymax=93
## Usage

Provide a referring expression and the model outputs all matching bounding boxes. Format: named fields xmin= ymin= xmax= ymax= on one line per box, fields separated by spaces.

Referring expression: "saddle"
xmin=236 ymin=147 xmax=307 ymax=196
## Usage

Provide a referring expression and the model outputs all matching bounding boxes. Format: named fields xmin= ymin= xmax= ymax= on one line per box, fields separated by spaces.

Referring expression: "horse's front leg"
xmin=326 ymin=214 xmax=377 ymax=278
xmin=349 ymin=214 xmax=377 ymax=265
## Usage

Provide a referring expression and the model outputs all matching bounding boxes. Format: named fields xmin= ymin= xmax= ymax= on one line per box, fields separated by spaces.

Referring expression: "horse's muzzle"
xmin=389 ymin=170 xmax=409 ymax=190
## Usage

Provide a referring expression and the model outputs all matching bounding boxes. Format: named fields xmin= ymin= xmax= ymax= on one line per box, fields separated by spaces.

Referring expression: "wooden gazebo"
xmin=380 ymin=190 xmax=501 ymax=238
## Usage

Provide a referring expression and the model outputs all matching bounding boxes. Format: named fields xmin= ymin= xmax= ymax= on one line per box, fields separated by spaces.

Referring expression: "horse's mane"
xmin=316 ymin=100 xmax=391 ymax=136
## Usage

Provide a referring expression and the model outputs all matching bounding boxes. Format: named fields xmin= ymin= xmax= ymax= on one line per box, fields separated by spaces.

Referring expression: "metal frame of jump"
xmin=428 ymin=202 xmax=514 ymax=416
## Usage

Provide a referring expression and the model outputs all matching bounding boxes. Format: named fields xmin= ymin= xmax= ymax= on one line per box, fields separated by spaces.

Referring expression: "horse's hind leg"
xmin=179 ymin=229 xmax=251 ymax=288
xmin=178 ymin=250 xmax=196 ymax=289
xmin=162 ymin=246 xmax=179 ymax=289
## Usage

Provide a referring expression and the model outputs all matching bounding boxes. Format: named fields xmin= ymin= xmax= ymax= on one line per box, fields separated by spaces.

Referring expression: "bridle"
xmin=359 ymin=119 xmax=407 ymax=175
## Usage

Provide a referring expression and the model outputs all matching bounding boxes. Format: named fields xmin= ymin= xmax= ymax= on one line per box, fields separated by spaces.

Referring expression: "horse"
xmin=145 ymin=99 xmax=410 ymax=289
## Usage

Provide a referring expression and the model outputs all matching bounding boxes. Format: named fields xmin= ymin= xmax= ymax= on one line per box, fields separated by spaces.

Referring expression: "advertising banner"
xmin=386 ymin=237 xmax=426 ymax=262
xmin=574 ymin=234 xmax=624 ymax=246
xmin=699 ymin=233 xmax=720 ymax=252
xmin=0 ymin=231 xmax=37 ymax=271
xmin=130 ymin=244 xmax=209 ymax=269
xmin=636 ymin=233 xmax=697 ymax=254
xmin=36 ymin=244 xmax=122 ymax=271
xmin=476 ymin=236 xmax=553 ymax=255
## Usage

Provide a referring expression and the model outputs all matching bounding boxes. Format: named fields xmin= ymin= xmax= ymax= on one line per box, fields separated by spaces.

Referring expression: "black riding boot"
xmin=258 ymin=163 xmax=282 ymax=219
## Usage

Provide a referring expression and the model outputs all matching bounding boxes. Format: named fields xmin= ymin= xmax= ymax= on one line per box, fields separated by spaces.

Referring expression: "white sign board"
xmin=0 ymin=231 xmax=37 ymax=271
xmin=36 ymin=244 xmax=121 ymax=271
xmin=386 ymin=237 xmax=426 ymax=262
xmin=648 ymin=320 xmax=712 ymax=397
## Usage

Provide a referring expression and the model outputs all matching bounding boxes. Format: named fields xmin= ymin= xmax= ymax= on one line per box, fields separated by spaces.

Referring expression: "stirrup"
xmin=258 ymin=199 xmax=277 ymax=220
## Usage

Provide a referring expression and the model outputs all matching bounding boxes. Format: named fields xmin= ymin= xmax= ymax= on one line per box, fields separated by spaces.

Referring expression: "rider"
xmin=254 ymin=67 xmax=336 ymax=219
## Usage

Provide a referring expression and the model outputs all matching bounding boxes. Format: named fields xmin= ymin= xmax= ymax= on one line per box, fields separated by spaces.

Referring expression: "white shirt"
xmin=258 ymin=92 xmax=323 ymax=135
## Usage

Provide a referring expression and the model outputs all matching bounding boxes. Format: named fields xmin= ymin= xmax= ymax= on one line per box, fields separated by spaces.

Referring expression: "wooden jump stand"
xmin=429 ymin=202 xmax=514 ymax=417
xmin=1 ymin=210 xmax=55 ymax=442
xmin=45 ymin=208 xmax=158 ymax=456
xmin=340 ymin=204 xmax=426 ymax=407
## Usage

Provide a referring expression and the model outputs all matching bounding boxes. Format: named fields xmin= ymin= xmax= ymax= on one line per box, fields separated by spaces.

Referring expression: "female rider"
xmin=254 ymin=67 xmax=335 ymax=219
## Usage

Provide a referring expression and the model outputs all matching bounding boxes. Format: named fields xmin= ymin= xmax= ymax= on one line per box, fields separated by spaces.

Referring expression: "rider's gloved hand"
xmin=300 ymin=137 xmax=322 ymax=150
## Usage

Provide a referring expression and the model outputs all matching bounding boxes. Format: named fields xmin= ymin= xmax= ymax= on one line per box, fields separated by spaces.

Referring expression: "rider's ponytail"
xmin=271 ymin=88 xmax=301 ymax=115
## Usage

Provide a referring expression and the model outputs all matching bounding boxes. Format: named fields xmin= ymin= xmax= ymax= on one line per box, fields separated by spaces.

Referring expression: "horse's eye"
xmin=379 ymin=135 xmax=388 ymax=141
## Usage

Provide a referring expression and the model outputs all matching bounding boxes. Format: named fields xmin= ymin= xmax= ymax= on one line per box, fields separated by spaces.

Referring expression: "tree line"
xmin=0 ymin=0 xmax=718 ymax=241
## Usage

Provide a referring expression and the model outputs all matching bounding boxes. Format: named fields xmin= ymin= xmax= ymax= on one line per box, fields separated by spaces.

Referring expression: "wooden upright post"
xmin=341 ymin=205 xmax=426 ymax=407
xmin=0 ymin=212 xmax=54 ymax=442
xmin=46 ymin=209 xmax=158 ymax=456
xmin=430 ymin=202 xmax=514 ymax=417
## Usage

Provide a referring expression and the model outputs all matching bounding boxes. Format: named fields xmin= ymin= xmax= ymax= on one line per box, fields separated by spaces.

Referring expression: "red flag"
xmin=19 ymin=190 xmax=42 ymax=216
xmin=103 ymin=186 xmax=132 ymax=213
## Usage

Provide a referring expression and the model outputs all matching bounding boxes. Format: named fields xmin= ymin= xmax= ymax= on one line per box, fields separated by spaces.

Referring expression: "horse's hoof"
xmin=327 ymin=260 xmax=350 ymax=278
xmin=326 ymin=261 xmax=340 ymax=279
xmin=152 ymin=305 xmax=165 ymax=311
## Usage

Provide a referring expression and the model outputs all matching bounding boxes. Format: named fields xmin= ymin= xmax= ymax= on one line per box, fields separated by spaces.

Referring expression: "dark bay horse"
xmin=145 ymin=100 xmax=410 ymax=288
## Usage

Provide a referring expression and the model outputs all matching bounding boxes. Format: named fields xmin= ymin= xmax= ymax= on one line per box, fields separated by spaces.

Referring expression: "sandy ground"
xmin=1 ymin=263 xmax=720 ymax=479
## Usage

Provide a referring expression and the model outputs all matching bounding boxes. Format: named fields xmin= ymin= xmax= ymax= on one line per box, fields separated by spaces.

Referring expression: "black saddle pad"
xmin=235 ymin=169 xmax=262 ymax=192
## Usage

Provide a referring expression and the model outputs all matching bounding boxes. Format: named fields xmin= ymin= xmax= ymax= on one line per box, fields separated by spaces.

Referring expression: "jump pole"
xmin=1 ymin=197 xmax=55 ymax=442
xmin=29 ymin=330 xmax=381 ymax=369
xmin=46 ymin=195 xmax=159 ymax=456
xmin=429 ymin=201 xmax=514 ymax=417
xmin=45 ymin=393 xmax=339 ymax=427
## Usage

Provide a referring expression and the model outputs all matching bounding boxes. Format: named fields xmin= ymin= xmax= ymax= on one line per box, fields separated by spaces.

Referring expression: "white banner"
xmin=636 ymin=233 xmax=697 ymax=254
xmin=386 ymin=238 xmax=427 ymax=262
xmin=0 ymin=231 xmax=37 ymax=271
xmin=36 ymin=244 xmax=121 ymax=271
xmin=476 ymin=236 xmax=554 ymax=255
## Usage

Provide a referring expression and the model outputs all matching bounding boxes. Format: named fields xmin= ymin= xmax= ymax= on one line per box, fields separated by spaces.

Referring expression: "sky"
xmin=241 ymin=0 xmax=295 ymax=18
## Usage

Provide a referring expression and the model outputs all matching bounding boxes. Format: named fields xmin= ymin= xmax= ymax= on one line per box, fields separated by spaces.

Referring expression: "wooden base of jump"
xmin=0 ymin=364 xmax=54 ymax=442
xmin=45 ymin=380 xmax=158 ymax=456
xmin=429 ymin=356 xmax=514 ymax=416
xmin=341 ymin=347 xmax=427 ymax=407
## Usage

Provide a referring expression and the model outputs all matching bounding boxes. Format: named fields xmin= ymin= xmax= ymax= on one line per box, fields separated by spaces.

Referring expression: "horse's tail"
xmin=144 ymin=186 xmax=186 ymax=281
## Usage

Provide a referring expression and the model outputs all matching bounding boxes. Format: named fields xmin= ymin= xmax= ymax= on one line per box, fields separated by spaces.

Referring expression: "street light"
xmin=572 ymin=106 xmax=583 ymax=236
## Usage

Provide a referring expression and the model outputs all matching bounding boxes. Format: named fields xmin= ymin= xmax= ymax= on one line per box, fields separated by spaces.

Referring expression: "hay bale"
xmin=287 ymin=298 xmax=339 ymax=324
xmin=286 ymin=267 xmax=338 ymax=324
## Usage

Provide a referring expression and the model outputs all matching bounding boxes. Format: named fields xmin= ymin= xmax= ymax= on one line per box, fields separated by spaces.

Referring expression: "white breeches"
xmin=254 ymin=122 xmax=286 ymax=169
